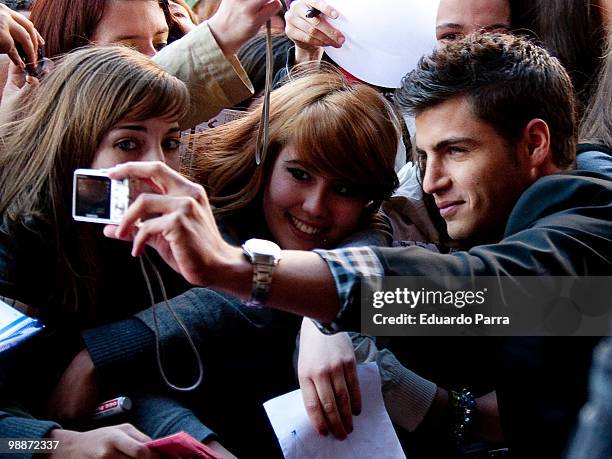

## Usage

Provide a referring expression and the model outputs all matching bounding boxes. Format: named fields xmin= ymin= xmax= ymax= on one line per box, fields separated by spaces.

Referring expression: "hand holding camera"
xmin=73 ymin=168 xmax=170 ymax=226
xmin=72 ymin=169 xmax=131 ymax=225
xmin=100 ymin=161 xmax=241 ymax=288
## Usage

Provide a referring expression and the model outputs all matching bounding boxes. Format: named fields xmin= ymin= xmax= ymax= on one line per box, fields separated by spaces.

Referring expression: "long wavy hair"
xmin=0 ymin=46 xmax=189 ymax=313
xmin=511 ymin=0 xmax=608 ymax=114
xmin=579 ymin=34 xmax=612 ymax=149
xmin=191 ymin=68 xmax=401 ymax=230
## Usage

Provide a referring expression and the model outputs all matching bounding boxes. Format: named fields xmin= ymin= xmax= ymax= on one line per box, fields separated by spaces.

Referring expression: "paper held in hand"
xmin=323 ymin=0 xmax=439 ymax=88
xmin=264 ymin=362 xmax=406 ymax=458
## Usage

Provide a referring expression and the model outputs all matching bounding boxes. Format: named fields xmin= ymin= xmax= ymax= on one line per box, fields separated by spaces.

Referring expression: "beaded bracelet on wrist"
xmin=449 ymin=388 xmax=476 ymax=448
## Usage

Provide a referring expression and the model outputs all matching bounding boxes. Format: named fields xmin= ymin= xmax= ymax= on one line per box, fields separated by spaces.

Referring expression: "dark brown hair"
xmin=511 ymin=0 xmax=608 ymax=115
xmin=396 ymin=33 xmax=577 ymax=168
xmin=30 ymin=0 xmax=176 ymax=58
xmin=579 ymin=34 xmax=612 ymax=149
xmin=30 ymin=0 xmax=106 ymax=58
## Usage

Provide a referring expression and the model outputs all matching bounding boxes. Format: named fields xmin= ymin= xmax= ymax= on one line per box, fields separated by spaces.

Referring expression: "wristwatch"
xmin=242 ymin=238 xmax=282 ymax=308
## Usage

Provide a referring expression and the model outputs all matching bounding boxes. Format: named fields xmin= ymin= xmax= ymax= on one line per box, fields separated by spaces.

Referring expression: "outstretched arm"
xmin=103 ymin=161 xmax=341 ymax=322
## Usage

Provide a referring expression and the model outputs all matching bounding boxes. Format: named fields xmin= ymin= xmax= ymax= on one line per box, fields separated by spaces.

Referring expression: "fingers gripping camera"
xmin=72 ymin=169 xmax=130 ymax=224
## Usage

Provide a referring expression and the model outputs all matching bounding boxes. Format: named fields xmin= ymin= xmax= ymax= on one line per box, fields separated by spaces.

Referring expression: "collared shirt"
xmin=313 ymin=247 xmax=384 ymax=333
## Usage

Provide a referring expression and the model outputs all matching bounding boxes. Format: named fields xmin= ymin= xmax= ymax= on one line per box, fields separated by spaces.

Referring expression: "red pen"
xmin=92 ymin=396 xmax=132 ymax=420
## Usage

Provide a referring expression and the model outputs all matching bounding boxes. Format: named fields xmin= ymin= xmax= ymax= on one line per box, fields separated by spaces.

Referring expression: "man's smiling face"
xmin=416 ymin=96 xmax=533 ymax=244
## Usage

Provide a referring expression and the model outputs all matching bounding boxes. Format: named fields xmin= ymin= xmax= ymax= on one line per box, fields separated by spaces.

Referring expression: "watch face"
xmin=243 ymin=238 xmax=282 ymax=260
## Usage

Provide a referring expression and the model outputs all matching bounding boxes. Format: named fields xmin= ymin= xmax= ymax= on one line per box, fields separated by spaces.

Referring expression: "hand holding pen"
xmin=305 ymin=7 xmax=321 ymax=18
xmin=0 ymin=3 xmax=44 ymax=71
xmin=285 ymin=0 xmax=345 ymax=63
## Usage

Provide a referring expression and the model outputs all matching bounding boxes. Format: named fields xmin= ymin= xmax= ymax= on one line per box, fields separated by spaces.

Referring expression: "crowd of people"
xmin=0 ymin=0 xmax=610 ymax=458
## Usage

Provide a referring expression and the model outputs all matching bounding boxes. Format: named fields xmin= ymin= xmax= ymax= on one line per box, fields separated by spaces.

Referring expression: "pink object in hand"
xmin=146 ymin=431 xmax=223 ymax=459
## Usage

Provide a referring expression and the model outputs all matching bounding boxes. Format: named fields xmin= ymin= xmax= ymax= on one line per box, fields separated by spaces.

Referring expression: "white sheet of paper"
xmin=323 ymin=0 xmax=439 ymax=88
xmin=0 ymin=299 xmax=44 ymax=353
xmin=264 ymin=362 xmax=406 ymax=459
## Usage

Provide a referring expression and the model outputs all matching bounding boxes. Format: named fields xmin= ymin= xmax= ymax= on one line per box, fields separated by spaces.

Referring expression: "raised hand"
xmin=284 ymin=0 xmax=344 ymax=63
xmin=0 ymin=3 xmax=43 ymax=69
xmin=208 ymin=0 xmax=283 ymax=55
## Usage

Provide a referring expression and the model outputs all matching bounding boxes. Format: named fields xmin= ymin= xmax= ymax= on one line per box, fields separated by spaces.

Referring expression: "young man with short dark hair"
xmin=395 ymin=33 xmax=577 ymax=245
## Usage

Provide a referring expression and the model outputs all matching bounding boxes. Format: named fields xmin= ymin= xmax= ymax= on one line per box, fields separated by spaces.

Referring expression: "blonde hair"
xmin=0 ymin=45 xmax=189 ymax=312
xmin=192 ymin=68 xmax=401 ymax=220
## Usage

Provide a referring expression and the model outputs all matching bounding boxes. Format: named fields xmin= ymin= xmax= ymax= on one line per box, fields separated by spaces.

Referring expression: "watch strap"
xmin=245 ymin=262 xmax=277 ymax=308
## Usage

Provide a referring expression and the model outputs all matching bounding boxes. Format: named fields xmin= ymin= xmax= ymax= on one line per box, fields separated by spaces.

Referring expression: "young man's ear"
xmin=521 ymin=118 xmax=552 ymax=174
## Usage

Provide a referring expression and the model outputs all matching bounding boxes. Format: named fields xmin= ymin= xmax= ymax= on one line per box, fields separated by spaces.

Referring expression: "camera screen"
xmin=75 ymin=175 xmax=111 ymax=219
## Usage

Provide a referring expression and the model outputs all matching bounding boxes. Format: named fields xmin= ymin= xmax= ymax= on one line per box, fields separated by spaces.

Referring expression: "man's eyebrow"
xmin=432 ymin=137 xmax=479 ymax=152
xmin=436 ymin=23 xmax=462 ymax=31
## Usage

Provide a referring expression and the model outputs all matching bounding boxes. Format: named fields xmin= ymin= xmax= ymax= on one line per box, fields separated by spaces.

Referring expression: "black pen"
xmin=305 ymin=7 xmax=321 ymax=18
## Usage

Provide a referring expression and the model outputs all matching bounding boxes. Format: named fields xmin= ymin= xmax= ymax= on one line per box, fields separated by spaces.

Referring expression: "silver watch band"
xmin=245 ymin=262 xmax=277 ymax=307
xmin=242 ymin=238 xmax=281 ymax=308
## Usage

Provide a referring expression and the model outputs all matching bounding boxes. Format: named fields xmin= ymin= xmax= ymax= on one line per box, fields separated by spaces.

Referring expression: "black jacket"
xmin=372 ymin=171 xmax=612 ymax=458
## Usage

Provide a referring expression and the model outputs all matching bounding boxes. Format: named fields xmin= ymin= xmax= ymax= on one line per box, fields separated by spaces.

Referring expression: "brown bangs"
xmin=122 ymin=72 xmax=189 ymax=123
xmin=282 ymin=89 xmax=399 ymax=202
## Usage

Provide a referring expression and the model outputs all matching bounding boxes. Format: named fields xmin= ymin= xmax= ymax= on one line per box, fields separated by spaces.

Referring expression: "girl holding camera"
xmin=0 ymin=45 xmax=236 ymax=458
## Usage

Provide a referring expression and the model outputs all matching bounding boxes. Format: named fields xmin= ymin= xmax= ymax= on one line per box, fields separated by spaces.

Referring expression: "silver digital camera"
xmin=72 ymin=169 xmax=130 ymax=224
